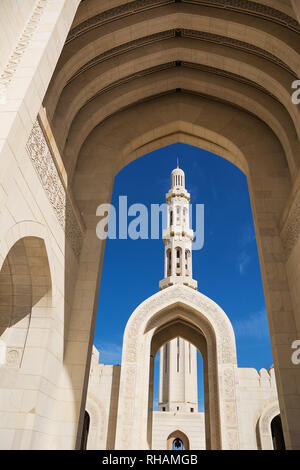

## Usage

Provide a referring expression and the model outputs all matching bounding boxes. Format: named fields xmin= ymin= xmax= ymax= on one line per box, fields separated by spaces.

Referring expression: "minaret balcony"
xmin=162 ymin=227 xmax=194 ymax=241
xmin=166 ymin=189 xmax=190 ymax=201
xmin=159 ymin=275 xmax=198 ymax=291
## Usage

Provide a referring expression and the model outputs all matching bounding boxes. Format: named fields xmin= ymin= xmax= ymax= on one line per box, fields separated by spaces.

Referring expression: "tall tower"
xmin=159 ymin=161 xmax=197 ymax=291
xmin=158 ymin=162 xmax=198 ymax=413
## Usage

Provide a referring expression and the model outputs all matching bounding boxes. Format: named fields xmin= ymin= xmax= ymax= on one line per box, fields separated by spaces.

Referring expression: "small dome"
xmin=171 ymin=164 xmax=185 ymax=188
xmin=171 ymin=167 xmax=184 ymax=176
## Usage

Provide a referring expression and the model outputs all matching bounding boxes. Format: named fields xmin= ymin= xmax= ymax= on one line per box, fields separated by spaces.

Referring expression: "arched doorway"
xmin=1 ymin=0 xmax=300 ymax=449
xmin=0 ymin=235 xmax=54 ymax=446
xmin=80 ymin=411 xmax=90 ymax=450
xmin=167 ymin=430 xmax=189 ymax=450
xmin=271 ymin=415 xmax=286 ymax=450
xmin=258 ymin=401 xmax=283 ymax=450
xmin=70 ymin=97 xmax=296 ymax=449
xmin=115 ymin=284 xmax=238 ymax=449
xmin=0 ymin=237 xmax=52 ymax=368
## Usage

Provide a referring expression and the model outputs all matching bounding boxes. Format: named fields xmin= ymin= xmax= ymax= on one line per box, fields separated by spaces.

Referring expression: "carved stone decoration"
xmin=260 ymin=402 xmax=280 ymax=434
xmin=224 ymin=368 xmax=235 ymax=397
xmin=116 ymin=284 xmax=239 ymax=449
xmin=6 ymin=348 xmax=20 ymax=368
xmin=281 ymin=189 xmax=300 ymax=260
xmin=26 ymin=119 xmax=84 ymax=257
xmin=0 ymin=0 xmax=48 ymax=103
xmin=222 ymin=367 xmax=239 ymax=448
xmin=258 ymin=401 xmax=280 ymax=449
xmin=227 ymin=429 xmax=239 ymax=450
xmin=123 ymin=284 xmax=237 ymax=365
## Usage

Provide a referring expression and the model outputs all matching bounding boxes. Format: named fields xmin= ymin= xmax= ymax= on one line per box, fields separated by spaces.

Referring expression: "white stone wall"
xmin=0 ymin=0 xmax=37 ymax=72
xmin=0 ymin=0 xmax=299 ymax=450
xmin=86 ymin=351 xmax=279 ymax=450
xmin=152 ymin=411 xmax=206 ymax=450
xmin=236 ymin=367 xmax=278 ymax=450
xmin=85 ymin=352 xmax=120 ymax=450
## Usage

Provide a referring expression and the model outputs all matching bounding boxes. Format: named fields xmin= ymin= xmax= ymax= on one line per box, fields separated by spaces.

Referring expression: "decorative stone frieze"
xmin=0 ymin=0 xmax=48 ymax=103
xmin=26 ymin=119 xmax=84 ymax=257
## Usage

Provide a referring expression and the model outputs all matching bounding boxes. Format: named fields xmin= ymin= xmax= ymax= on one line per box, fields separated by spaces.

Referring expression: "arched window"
xmin=167 ymin=249 xmax=171 ymax=277
xmin=176 ymin=206 xmax=180 ymax=225
xmin=173 ymin=438 xmax=183 ymax=450
xmin=183 ymin=207 xmax=186 ymax=225
xmin=185 ymin=249 xmax=191 ymax=276
xmin=175 ymin=247 xmax=182 ymax=276
xmin=167 ymin=430 xmax=190 ymax=450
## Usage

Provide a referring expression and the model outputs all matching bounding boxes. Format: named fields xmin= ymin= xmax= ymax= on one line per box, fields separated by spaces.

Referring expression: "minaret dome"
xmin=171 ymin=165 xmax=185 ymax=189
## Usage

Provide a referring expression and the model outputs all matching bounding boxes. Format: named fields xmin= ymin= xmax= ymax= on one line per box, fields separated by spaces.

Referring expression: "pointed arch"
xmin=115 ymin=284 xmax=238 ymax=450
xmin=167 ymin=429 xmax=190 ymax=450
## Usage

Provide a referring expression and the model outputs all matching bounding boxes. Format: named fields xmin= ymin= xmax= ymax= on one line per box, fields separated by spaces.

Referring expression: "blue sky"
xmin=93 ymin=143 xmax=273 ymax=410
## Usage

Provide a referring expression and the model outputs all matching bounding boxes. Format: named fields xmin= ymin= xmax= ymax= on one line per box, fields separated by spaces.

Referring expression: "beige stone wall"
xmin=85 ymin=348 xmax=279 ymax=450
xmin=0 ymin=0 xmax=37 ymax=72
xmin=85 ymin=348 xmax=120 ymax=450
xmin=152 ymin=411 xmax=206 ymax=450
xmin=236 ymin=367 xmax=279 ymax=449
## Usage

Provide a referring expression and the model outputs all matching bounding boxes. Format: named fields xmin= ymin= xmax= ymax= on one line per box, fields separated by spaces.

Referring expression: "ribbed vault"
xmin=42 ymin=0 xmax=300 ymax=194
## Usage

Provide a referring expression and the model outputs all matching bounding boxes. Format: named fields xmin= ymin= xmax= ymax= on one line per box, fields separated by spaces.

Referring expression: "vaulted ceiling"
xmin=43 ymin=0 xmax=300 ymax=184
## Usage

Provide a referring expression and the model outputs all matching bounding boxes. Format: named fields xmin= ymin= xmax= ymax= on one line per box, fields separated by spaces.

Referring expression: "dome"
xmin=171 ymin=161 xmax=185 ymax=188
xmin=171 ymin=167 xmax=184 ymax=176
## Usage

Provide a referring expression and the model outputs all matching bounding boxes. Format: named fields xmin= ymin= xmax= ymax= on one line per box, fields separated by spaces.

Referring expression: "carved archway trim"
xmin=258 ymin=401 xmax=280 ymax=450
xmin=116 ymin=285 xmax=240 ymax=450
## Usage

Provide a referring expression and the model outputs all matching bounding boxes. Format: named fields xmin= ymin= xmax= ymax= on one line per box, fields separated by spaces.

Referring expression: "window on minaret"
xmin=167 ymin=250 xmax=171 ymax=276
xmin=185 ymin=250 xmax=190 ymax=276
xmin=170 ymin=210 xmax=173 ymax=226
xmin=164 ymin=344 xmax=168 ymax=373
xmin=176 ymin=248 xmax=181 ymax=275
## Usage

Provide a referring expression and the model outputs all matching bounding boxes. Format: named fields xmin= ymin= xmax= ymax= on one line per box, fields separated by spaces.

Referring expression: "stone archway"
xmin=0 ymin=234 xmax=54 ymax=448
xmin=271 ymin=415 xmax=286 ymax=450
xmin=167 ymin=430 xmax=190 ymax=450
xmin=258 ymin=402 xmax=281 ymax=450
xmin=0 ymin=0 xmax=300 ymax=449
xmin=115 ymin=284 xmax=239 ymax=450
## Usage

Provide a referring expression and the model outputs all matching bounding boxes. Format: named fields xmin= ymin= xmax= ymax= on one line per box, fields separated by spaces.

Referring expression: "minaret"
xmin=158 ymin=339 xmax=198 ymax=413
xmin=158 ymin=162 xmax=198 ymax=414
xmin=159 ymin=160 xmax=197 ymax=291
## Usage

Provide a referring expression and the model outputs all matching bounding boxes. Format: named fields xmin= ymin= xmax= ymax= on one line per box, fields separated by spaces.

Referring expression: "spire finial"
xmin=177 ymin=157 xmax=179 ymax=169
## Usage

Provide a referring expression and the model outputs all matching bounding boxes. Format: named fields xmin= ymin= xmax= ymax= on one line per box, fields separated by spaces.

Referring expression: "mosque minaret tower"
xmin=159 ymin=160 xmax=197 ymax=291
xmin=158 ymin=161 xmax=198 ymax=414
